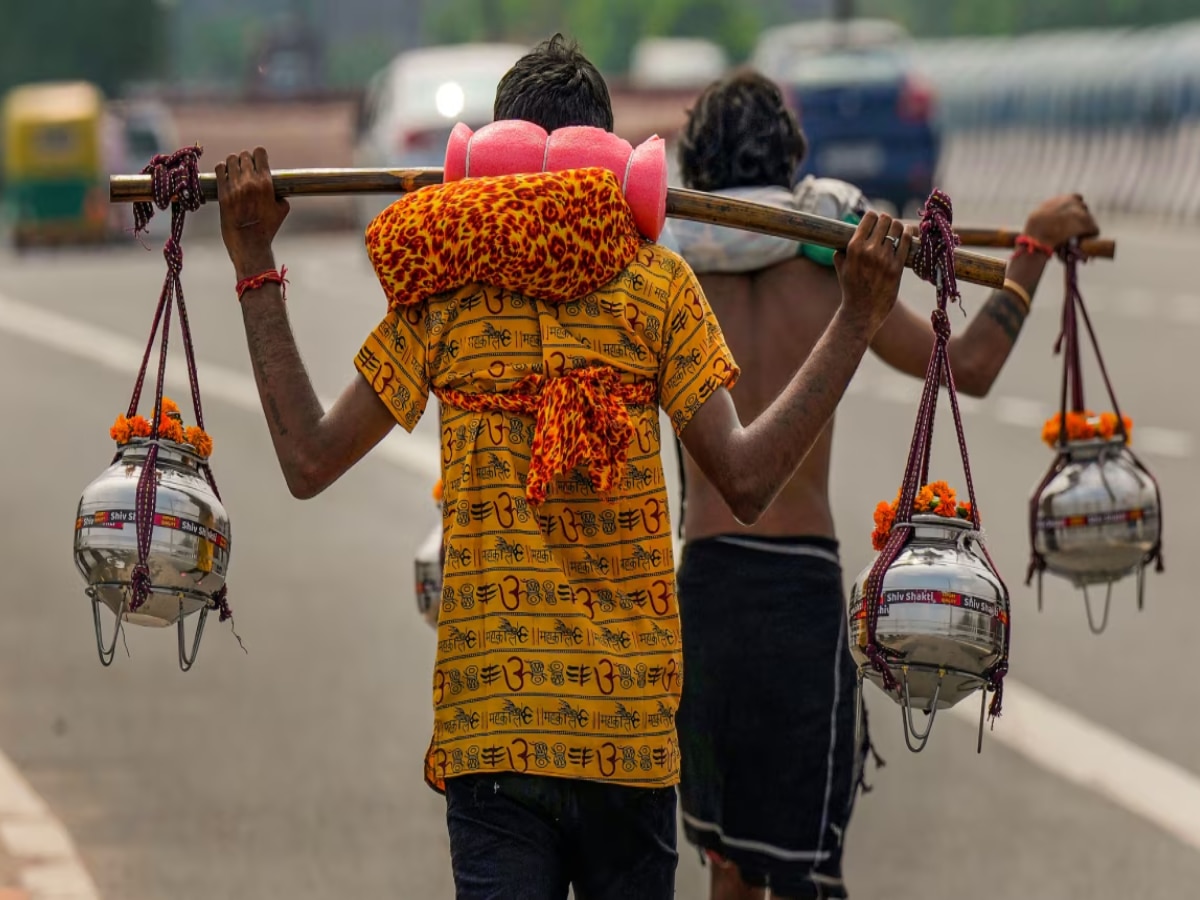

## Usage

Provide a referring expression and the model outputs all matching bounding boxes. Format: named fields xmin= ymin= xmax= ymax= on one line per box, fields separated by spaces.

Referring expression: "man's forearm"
xmin=238 ymin=279 xmax=328 ymax=494
xmin=951 ymin=250 xmax=1047 ymax=393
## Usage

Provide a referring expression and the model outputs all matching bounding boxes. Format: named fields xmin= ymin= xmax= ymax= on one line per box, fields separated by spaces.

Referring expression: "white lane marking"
xmin=992 ymin=395 xmax=1051 ymax=428
xmin=4 ymin=288 xmax=1200 ymax=861
xmin=1137 ymin=426 xmax=1194 ymax=460
xmin=0 ymin=752 xmax=99 ymax=899
xmin=1167 ymin=294 xmax=1200 ymax=326
xmin=949 ymin=680 xmax=1200 ymax=853
xmin=1113 ymin=287 xmax=1156 ymax=320
xmin=0 ymin=292 xmax=440 ymax=481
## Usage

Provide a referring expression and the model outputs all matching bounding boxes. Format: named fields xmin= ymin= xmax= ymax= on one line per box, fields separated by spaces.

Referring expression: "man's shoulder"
xmin=606 ymin=242 xmax=695 ymax=303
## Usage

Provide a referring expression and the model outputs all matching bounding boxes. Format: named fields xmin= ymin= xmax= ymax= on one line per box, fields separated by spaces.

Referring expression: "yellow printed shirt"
xmin=354 ymin=171 xmax=738 ymax=792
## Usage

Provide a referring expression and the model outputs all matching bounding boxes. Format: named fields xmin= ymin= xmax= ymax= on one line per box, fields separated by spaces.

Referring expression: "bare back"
xmin=682 ymin=255 xmax=844 ymax=541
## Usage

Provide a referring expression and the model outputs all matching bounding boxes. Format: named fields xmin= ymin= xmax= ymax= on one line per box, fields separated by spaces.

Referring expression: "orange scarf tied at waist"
xmin=437 ymin=367 xmax=657 ymax=506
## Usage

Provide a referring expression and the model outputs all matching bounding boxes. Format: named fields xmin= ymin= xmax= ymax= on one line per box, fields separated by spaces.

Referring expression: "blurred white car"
xmin=351 ymin=42 xmax=529 ymax=231
xmin=628 ymin=37 xmax=728 ymax=90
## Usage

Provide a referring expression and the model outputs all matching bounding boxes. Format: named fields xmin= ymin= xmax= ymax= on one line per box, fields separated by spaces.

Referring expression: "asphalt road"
xmin=1 ymin=204 xmax=1199 ymax=899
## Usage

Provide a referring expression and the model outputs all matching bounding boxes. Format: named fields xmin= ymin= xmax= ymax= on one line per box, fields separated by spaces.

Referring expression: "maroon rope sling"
xmin=125 ymin=146 xmax=235 ymax=626
xmin=856 ymin=190 xmax=1011 ymax=721
xmin=1025 ymin=243 xmax=1164 ymax=593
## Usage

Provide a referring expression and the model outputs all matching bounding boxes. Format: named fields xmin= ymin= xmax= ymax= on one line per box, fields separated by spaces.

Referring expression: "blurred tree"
xmin=426 ymin=0 xmax=764 ymax=74
xmin=0 ymin=0 xmax=167 ymax=96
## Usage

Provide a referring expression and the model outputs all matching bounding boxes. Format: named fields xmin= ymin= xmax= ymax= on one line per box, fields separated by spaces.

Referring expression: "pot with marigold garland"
xmin=847 ymin=191 xmax=1011 ymax=755
xmin=73 ymin=147 xmax=239 ymax=670
xmin=1026 ymin=244 xmax=1163 ymax=635
xmin=850 ymin=480 xmax=1009 ymax=753
xmin=74 ymin=397 xmax=232 ymax=668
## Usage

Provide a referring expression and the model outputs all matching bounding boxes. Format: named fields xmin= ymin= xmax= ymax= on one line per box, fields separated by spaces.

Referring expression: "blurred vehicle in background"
xmin=628 ymin=37 xmax=728 ymax=90
xmin=246 ymin=12 xmax=328 ymax=99
xmin=1 ymin=81 xmax=128 ymax=251
xmin=109 ymin=98 xmax=179 ymax=174
xmin=351 ymin=42 xmax=528 ymax=231
xmin=753 ymin=19 xmax=939 ymax=215
xmin=754 ymin=17 xmax=909 ymax=75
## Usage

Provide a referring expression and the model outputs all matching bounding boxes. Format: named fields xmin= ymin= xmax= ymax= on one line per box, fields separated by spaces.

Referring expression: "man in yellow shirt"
xmin=215 ymin=34 xmax=910 ymax=900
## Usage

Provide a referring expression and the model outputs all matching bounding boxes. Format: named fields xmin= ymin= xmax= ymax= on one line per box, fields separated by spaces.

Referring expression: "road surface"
xmin=1 ymin=205 xmax=1198 ymax=899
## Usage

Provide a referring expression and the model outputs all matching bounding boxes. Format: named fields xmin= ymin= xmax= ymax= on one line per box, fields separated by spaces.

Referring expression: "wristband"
xmin=236 ymin=266 xmax=288 ymax=301
xmin=1014 ymin=235 xmax=1055 ymax=258
xmin=1002 ymin=278 xmax=1032 ymax=311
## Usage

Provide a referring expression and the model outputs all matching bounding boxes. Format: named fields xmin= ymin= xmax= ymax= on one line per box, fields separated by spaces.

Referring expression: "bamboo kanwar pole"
xmin=952 ymin=227 xmax=1115 ymax=260
xmin=112 ymin=167 xmax=1022 ymax=289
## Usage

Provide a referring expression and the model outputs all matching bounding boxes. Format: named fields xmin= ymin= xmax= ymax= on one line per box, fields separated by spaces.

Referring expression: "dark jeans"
xmin=445 ymin=773 xmax=678 ymax=900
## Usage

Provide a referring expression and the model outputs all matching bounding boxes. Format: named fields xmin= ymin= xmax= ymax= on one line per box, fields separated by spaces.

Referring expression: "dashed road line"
xmin=0 ymin=752 xmax=99 ymax=900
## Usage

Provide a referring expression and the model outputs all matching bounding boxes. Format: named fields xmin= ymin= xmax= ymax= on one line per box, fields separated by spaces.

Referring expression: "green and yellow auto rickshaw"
xmin=1 ymin=81 xmax=124 ymax=249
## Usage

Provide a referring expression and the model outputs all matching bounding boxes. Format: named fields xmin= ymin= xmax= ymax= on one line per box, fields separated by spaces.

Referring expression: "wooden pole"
xmin=952 ymin=227 xmax=1115 ymax=260
xmin=110 ymin=167 xmax=1013 ymax=288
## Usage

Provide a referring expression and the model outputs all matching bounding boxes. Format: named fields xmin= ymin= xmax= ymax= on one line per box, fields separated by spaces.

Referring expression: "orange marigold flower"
xmin=160 ymin=397 xmax=180 ymax=417
xmin=1064 ymin=411 xmax=1094 ymax=442
xmin=873 ymin=500 xmax=895 ymax=531
xmin=110 ymin=415 xmax=133 ymax=444
xmin=432 ymin=479 xmax=444 ymax=503
xmin=926 ymin=481 xmax=957 ymax=517
xmin=1097 ymin=412 xmax=1134 ymax=442
xmin=1041 ymin=414 xmax=1062 ymax=446
xmin=185 ymin=426 xmax=213 ymax=458
xmin=128 ymin=415 xmax=153 ymax=438
xmin=870 ymin=481 xmax=972 ymax=549
xmin=159 ymin=416 xmax=185 ymax=443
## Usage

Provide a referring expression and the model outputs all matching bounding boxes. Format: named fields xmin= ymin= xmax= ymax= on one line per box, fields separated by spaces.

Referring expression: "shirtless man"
xmin=669 ymin=69 xmax=1100 ymax=900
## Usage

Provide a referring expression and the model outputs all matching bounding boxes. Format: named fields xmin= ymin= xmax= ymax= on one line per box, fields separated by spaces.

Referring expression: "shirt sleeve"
xmin=354 ymin=307 xmax=430 ymax=433
xmin=657 ymin=258 xmax=739 ymax=437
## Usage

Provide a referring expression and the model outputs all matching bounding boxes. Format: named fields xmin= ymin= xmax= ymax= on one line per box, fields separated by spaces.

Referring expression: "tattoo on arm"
xmin=980 ymin=290 xmax=1029 ymax=342
xmin=265 ymin=394 xmax=289 ymax=436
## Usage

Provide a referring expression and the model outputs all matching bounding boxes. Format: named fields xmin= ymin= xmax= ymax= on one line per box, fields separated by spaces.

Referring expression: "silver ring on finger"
xmin=886 ymin=235 xmax=900 ymax=251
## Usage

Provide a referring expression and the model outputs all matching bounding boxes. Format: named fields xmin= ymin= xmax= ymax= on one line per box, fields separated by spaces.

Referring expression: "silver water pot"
xmin=849 ymin=514 xmax=1008 ymax=752
xmin=415 ymin=521 xmax=443 ymax=630
xmin=74 ymin=437 xmax=231 ymax=667
xmin=1032 ymin=437 xmax=1160 ymax=631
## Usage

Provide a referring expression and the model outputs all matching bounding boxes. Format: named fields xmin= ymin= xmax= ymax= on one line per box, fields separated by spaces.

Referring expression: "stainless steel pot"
xmin=1032 ymin=437 xmax=1160 ymax=632
xmin=849 ymin=514 xmax=1008 ymax=751
xmin=74 ymin=437 xmax=231 ymax=668
xmin=415 ymin=521 xmax=443 ymax=630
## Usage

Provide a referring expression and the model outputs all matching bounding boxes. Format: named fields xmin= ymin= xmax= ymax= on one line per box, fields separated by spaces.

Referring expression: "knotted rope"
xmin=857 ymin=190 xmax=1011 ymax=720
xmin=1026 ymin=244 xmax=1164 ymax=586
xmin=125 ymin=146 xmax=235 ymax=625
xmin=435 ymin=367 xmax=656 ymax=506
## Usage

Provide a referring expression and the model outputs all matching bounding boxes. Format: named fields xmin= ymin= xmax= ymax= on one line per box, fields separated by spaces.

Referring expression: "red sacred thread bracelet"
xmin=1014 ymin=235 xmax=1055 ymax=258
xmin=236 ymin=266 xmax=288 ymax=302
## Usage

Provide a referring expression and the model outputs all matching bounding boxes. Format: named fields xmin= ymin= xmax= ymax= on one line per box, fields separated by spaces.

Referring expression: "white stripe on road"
xmin=3 ymin=290 xmax=1200 ymax=864
xmin=949 ymin=680 xmax=1200 ymax=854
xmin=0 ymin=751 xmax=99 ymax=900
xmin=0 ymin=292 xmax=440 ymax=481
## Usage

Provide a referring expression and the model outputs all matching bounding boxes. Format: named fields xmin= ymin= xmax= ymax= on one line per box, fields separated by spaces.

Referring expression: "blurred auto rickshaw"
xmin=1 ymin=80 xmax=126 ymax=250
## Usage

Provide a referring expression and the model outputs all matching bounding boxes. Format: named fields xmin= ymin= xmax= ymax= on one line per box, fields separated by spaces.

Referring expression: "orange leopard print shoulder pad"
xmin=365 ymin=167 xmax=644 ymax=310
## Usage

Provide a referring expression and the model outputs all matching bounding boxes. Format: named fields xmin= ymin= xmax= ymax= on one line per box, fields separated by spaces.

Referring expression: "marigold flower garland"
xmin=1040 ymin=410 xmax=1132 ymax=448
xmin=871 ymin=480 xmax=972 ymax=551
xmin=109 ymin=396 xmax=214 ymax=459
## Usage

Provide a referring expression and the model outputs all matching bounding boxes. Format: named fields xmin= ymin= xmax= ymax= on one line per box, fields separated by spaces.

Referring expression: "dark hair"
xmin=493 ymin=33 xmax=614 ymax=132
xmin=677 ymin=68 xmax=807 ymax=193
